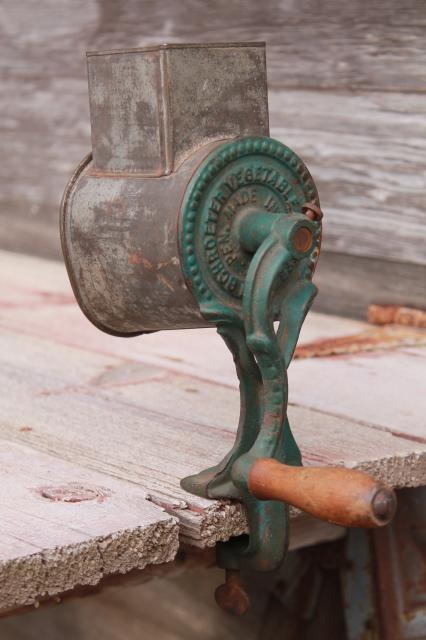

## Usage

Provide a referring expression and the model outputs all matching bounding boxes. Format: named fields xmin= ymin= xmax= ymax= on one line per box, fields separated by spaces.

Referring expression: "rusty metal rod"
xmin=248 ymin=459 xmax=396 ymax=528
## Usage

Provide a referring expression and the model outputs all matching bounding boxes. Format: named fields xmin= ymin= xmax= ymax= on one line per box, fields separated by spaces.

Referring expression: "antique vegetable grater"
xmin=61 ymin=43 xmax=396 ymax=614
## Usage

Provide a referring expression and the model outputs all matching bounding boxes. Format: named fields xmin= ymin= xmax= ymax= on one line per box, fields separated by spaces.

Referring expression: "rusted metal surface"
xmin=368 ymin=304 xmax=426 ymax=329
xmin=372 ymin=487 xmax=426 ymax=640
xmin=87 ymin=43 xmax=269 ymax=176
xmin=61 ymin=141 xmax=223 ymax=334
xmin=342 ymin=529 xmax=378 ymax=639
xmin=302 ymin=201 xmax=324 ymax=222
xmin=214 ymin=569 xmax=250 ymax=616
xmin=61 ymin=43 xmax=270 ymax=335
xmin=295 ymin=325 xmax=426 ymax=359
xmin=343 ymin=488 xmax=426 ymax=639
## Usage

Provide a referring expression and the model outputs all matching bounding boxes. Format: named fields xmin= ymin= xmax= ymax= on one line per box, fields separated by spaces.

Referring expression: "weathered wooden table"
xmin=0 ymin=250 xmax=425 ymax=615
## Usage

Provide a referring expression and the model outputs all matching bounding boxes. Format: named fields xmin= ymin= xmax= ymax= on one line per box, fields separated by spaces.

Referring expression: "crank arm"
xmin=248 ymin=459 xmax=396 ymax=529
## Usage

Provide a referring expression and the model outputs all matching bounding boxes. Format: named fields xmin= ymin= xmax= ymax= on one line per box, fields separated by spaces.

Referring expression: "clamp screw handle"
xmin=214 ymin=570 xmax=250 ymax=616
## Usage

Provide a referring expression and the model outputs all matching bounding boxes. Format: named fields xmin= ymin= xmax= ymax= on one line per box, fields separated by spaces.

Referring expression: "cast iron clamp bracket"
xmin=179 ymin=137 xmax=396 ymax=613
xmin=180 ymin=135 xmax=320 ymax=565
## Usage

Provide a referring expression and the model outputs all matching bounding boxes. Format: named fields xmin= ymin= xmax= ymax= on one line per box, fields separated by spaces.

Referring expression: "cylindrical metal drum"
xmin=61 ymin=141 xmax=225 ymax=335
xmin=60 ymin=42 xmax=270 ymax=335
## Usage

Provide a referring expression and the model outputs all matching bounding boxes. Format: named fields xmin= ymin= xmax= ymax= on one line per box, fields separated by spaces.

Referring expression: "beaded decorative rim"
xmin=179 ymin=136 xmax=320 ymax=309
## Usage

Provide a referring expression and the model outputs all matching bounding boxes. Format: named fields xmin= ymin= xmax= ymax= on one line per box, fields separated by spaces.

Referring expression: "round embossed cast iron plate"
xmin=179 ymin=136 xmax=320 ymax=311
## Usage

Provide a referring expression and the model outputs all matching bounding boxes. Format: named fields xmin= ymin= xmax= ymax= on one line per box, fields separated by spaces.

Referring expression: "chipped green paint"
xmin=179 ymin=136 xmax=322 ymax=571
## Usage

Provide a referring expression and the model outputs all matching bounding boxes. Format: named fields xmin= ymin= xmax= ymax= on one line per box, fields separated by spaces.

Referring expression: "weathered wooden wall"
xmin=1 ymin=0 xmax=425 ymax=316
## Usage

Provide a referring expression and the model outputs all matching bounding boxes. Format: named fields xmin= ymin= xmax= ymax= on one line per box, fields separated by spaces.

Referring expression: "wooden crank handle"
xmin=248 ymin=459 xmax=396 ymax=528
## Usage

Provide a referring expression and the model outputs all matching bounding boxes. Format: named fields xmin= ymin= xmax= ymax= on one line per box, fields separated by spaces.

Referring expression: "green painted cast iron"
xmin=178 ymin=136 xmax=321 ymax=572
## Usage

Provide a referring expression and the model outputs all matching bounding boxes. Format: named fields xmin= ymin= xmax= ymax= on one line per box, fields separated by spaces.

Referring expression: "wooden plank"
xmin=0 ymin=250 xmax=425 ymax=614
xmin=289 ymin=350 xmax=426 ymax=441
xmin=1 ymin=250 xmax=424 ymax=434
xmin=0 ymin=311 xmax=345 ymax=551
xmin=0 ymin=250 xmax=370 ymax=375
xmin=6 ymin=294 xmax=420 ymax=449
xmin=2 ymin=1 xmax=425 ymax=91
xmin=313 ymin=252 xmax=426 ymax=319
xmin=1 ymin=252 xmax=424 ymax=481
xmin=0 ymin=441 xmax=178 ymax=612
xmin=0 ymin=323 xmax=424 ymax=556
xmin=402 ymin=346 xmax=426 ymax=358
xmin=269 ymin=89 xmax=426 ymax=267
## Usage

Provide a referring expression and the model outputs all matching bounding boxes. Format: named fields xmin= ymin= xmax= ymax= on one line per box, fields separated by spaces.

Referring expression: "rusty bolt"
xmin=302 ymin=202 xmax=323 ymax=221
xmin=214 ymin=570 xmax=250 ymax=615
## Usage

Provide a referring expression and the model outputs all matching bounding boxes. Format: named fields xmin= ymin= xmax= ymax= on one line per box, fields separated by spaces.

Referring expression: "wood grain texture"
xmin=0 ymin=0 xmax=424 ymax=315
xmin=0 ymin=249 xmax=424 ymax=614
xmin=0 ymin=250 xmax=355 ymax=612
xmin=269 ymin=90 xmax=426 ymax=267
xmin=0 ymin=441 xmax=179 ymax=612
xmin=0 ymin=251 xmax=424 ymax=568
xmin=0 ymin=323 xmax=349 ymax=549
xmin=3 ymin=252 xmax=421 ymax=453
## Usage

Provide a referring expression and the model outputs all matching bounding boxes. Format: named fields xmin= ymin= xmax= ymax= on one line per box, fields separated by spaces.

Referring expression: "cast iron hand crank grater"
xmin=61 ymin=43 xmax=396 ymax=614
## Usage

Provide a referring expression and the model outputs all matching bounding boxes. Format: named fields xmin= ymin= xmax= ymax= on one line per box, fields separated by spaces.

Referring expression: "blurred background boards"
xmin=0 ymin=0 xmax=425 ymax=317
xmin=0 ymin=250 xmax=424 ymax=624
